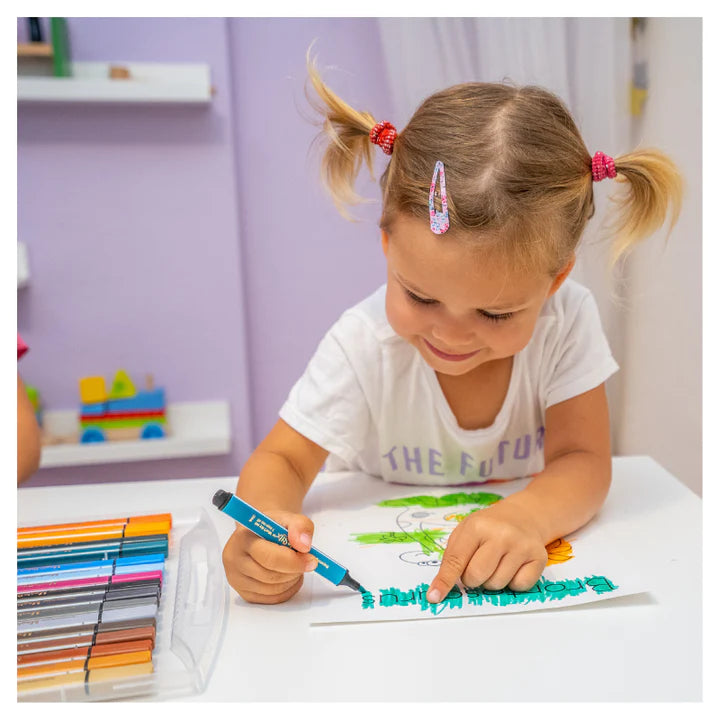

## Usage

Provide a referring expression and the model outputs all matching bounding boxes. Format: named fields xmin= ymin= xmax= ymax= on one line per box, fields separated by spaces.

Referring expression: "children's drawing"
xmin=307 ymin=475 xmax=644 ymax=625
xmin=350 ymin=491 xmax=574 ymax=567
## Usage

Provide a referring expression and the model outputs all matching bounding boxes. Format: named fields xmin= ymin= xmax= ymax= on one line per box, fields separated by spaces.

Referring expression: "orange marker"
xmin=18 ymin=639 xmax=153 ymax=666
xmin=18 ymin=514 xmax=172 ymax=537
xmin=18 ymin=519 xmax=171 ymax=548
xmin=17 ymin=661 xmax=154 ymax=693
xmin=17 ymin=649 xmax=152 ymax=679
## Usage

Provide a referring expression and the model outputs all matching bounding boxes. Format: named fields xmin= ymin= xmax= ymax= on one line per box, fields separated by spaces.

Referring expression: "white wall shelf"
xmin=18 ymin=242 xmax=30 ymax=288
xmin=39 ymin=400 xmax=231 ymax=468
xmin=18 ymin=61 xmax=213 ymax=104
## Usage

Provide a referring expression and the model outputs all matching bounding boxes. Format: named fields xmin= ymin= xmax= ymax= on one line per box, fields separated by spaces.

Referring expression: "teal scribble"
xmin=360 ymin=576 xmax=619 ymax=614
xmin=378 ymin=491 xmax=503 ymax=509
xmin=585 ymin=575 xmax=618 ymax=594
xmin=361 ymin=591 xmax=375 ymax=609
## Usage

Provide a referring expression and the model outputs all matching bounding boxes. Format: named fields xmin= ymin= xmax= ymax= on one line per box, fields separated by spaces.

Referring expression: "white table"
xmin=17 ymin=456 xmax=702 ymax=702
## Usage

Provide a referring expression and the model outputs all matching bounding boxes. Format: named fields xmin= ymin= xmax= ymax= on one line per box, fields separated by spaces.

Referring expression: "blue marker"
xmin=212 ymin=489 xmax=366 ymax=593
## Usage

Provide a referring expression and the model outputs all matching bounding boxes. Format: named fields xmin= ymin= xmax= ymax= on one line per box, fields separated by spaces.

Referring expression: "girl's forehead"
xmin=386 ymin=217 xmax=552 ymax=302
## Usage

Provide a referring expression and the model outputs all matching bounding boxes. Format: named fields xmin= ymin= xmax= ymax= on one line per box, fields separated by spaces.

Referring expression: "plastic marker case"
xmin=17 ymin=508 xmax=228 ymax=702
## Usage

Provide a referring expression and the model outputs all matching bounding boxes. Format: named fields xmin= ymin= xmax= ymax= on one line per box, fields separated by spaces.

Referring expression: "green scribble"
xmin=351 ymin=530 xmax=447 ymax=555
xmin=450 ymin=508 xmax=482 ymax=522
xmin=361 ymin=591 xmax=375 ymax=609
xmin=361 ymin=576 xmax=619 ymax=614
xmin=378 ymin=491 xmax=503 ymax=509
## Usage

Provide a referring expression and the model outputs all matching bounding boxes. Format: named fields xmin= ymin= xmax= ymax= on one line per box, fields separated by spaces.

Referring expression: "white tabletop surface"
xmin=17 ymin=455 xmax=702 ymax=702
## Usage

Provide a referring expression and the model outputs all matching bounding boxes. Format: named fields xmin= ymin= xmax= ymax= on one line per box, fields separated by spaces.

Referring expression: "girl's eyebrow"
xmin=396 ymin=272 xmax=529 ymax=312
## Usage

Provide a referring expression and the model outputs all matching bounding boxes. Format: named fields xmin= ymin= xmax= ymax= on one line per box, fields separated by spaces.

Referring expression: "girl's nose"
xmin=430 ymin=321 xmax=476 ymax=349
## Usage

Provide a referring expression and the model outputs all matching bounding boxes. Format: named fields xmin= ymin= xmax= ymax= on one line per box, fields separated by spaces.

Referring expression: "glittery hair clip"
xmin=428 ymin=161 xmax=449 ymax=234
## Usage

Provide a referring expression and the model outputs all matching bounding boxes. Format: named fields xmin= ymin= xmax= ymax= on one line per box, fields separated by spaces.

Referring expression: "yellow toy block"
xmin=109 ymin=369 xmax=136 ymax=400
xmin=79 ymin=376 xmax=107 ymax=404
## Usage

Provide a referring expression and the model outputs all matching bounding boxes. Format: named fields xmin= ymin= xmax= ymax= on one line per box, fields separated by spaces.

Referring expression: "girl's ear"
xmin=381 ymin=229 xmax=390 ymax=257
xmin=548 ymin=254 xmax=576 ymax=297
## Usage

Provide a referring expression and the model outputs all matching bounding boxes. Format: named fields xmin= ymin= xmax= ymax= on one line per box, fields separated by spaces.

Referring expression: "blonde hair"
xmin=306 ymin=53 xmax=683 ymax=274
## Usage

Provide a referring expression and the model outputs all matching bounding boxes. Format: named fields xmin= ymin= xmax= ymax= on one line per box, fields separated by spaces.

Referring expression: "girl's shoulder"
xmin=538 ymin=278 xmax=595 ymax=326
xmin=334 ymin=284 xmax=397 ymax=344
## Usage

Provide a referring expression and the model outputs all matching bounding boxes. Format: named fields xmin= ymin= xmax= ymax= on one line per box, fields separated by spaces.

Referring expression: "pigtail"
xmin=306 ymin=49 xmax=379 ymax=219
xmin=605 ymin=149 xmax=684 ymax=264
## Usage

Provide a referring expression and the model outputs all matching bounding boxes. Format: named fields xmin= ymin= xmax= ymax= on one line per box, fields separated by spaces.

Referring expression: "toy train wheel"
xmin=140 ymin=423 xmax=165 ymax=440
xmin=80 ymin=427 xmax=106 ymax=443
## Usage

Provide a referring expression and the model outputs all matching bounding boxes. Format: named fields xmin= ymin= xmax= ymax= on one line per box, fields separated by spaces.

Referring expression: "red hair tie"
xmin=592 ymin=151 xmax=617 ymax=182
xmin=369 ymin=121 xmax=397 ymax=155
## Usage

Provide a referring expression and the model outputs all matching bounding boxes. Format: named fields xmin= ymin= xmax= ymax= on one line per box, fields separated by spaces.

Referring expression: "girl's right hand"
xmin=221 ymin=510 xmax=319 ymax=604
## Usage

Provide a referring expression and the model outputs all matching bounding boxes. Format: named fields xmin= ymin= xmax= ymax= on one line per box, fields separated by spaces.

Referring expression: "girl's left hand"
xmin=426 ymin=499 xmax=548 ymax=604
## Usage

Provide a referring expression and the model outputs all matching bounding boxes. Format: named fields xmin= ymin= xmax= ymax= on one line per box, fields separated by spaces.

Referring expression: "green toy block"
xmin=109 ymin=369 xmax=136 ymax=400
xmin=50 ymin=18 xmax=71 ymax=77
xmin=25 ymin=385 xmax=40 ymax=412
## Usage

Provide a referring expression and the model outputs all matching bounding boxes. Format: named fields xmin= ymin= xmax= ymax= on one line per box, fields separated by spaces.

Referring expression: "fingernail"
xmin=300 ymin=533 xmax=312 ymax=550
xmin=427 ymin=588 xmax=441 ymax=604
xmin=305 ymin=557 xmax=318 ymax=572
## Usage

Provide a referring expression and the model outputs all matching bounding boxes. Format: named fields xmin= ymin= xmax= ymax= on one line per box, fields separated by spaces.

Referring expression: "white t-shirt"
xmin=279 ymin=279 xmax=618 ymax=485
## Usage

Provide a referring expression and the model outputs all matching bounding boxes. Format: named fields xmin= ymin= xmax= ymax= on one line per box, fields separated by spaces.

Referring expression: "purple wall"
xmin=17 ymin=18 xmax=390 ymax=486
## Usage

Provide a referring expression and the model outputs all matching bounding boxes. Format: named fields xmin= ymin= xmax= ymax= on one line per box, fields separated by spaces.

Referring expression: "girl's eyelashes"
xmin=404 ymin=288 xmax=437 ymax=305
xmin=477 ymin=309 xmax=515 ymax=323
xmin=403 ymin=286 xmax=515 ymax=322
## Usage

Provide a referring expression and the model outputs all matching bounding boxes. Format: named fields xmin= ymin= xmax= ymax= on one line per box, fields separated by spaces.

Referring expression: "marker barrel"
xmin=214 ymin=491 xmax=355 ymax=587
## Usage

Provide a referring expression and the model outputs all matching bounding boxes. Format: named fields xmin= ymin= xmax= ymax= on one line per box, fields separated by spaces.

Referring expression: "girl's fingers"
xmin=247 ymin=535 xmax=317 ymax=575
xmin=459 ymin=542 xmax=505 ymax=589
xmin=508 ymin=557 xmax=547 ymax=592
xmin=480 ymin=552 xmax=528 ymax=591
xmin=426 ymin=532 xmax=478 ymax=603
xmin=237 ymin=551 xmax=305 ymax=585
xmin=233 ymin=569 xmax=303 ymax=598
xmin=235 ymin=576 xmax=305 ymax=605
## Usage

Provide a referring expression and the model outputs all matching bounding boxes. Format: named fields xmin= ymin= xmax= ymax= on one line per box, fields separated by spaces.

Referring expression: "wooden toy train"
xmin=78 ymin=370 xmax=168 ymax=444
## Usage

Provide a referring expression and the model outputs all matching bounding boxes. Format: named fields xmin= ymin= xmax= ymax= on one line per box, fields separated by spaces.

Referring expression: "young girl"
xmin=221 ymin=56 xmax=683 ymax=606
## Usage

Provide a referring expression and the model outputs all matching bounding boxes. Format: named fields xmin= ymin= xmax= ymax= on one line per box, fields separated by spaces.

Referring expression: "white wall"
xmin=616 ymin=18 xmax=702 ymax=494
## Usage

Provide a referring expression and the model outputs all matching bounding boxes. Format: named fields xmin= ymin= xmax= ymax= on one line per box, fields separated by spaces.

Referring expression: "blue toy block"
xmin=140 ymin=423 xmax=165 ymax=440
xmin=105 ymin=389 xmax=166 ymax=413
xmin=80 ymin=427 xmax=106 ymax=443
xmin=80 ymin=402 xmax=107 ymax=416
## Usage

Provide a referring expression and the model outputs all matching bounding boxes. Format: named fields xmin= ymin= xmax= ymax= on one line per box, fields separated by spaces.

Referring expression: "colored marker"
xmin=18 ymin=648 xmax=153 ymax=678
xmin=18 ymin=557 xmax=165 ymax=585
xmin=18 ymin=513 xmax=172 ymax=536
xmin=18 ymin=569 xmax=163 ymax=594
xmin=17 ymin=601 xmax=159 ymax=633
xmin=17 ymin=619 xmax=156 ymax=653
xmin=18 ymin=553 xmax=166 ymax=578
xmin=18 ymin=594 xmax=160 ymax=622
xmin=17 ymin=661 xmax=154 ymax=694
xmin=18 ymin=638 xmax=153 ymax=667
xmin=17 ymin=537 xmax=168 ymax=568
xmin=17 ymin=520 xmax=171 ymax=548
xmin=212 ymin=489 xmax=366 ymax=593
xmin=18 ymin=576 xmax=162 ymax=602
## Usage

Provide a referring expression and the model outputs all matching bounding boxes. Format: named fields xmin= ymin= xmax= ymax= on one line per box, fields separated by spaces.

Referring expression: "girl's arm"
xmin=500 ymin=382 xmax=612 ymax=544
xmin=17 ymin=373 xmax=41 ymax=485
xmin=235 ymin=418 xmax=329 ymax=514
xmin=222 ymin=419 xmax=329 ymax=604
xmin=427 ymin=383 xmax=611 ymax=602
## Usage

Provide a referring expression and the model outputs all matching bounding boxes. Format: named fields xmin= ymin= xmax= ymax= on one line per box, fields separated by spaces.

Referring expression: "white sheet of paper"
xmin=308 ymin=475 xmax=647 ymax=624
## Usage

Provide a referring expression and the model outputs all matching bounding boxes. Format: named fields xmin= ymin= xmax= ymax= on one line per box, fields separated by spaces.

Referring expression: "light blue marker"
xmin=17 ymin=553 xmax=166 ymax=578
xmin=212 ymin=489 xmax=365 ymax=593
